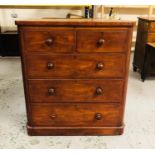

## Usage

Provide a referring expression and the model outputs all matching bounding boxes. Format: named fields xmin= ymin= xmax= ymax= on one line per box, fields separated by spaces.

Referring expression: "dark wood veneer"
xmin=16 ymin=19 xmax=134 ymax=136
xmin=28 ymin=79 xmax=124 ymax=103
xmin=30 ymin=103 xmax=122 ymax=127
xmin=26 ymin=54 xmax=126 ymax=78
xmin=22 ymin=27 xmax=76 ymax=53
xmin=133 ymin=17 xmax=155 ymax=81
xmin=77 ymin=28 xmax=129 ymax=53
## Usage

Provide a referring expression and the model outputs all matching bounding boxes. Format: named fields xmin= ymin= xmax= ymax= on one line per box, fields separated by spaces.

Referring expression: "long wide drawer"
xmin=22 ymin=27 xmax=75 ymax=54
xmin=28 ymin=79 xmax=124 ymax=103
xmin=77 ymin=28 xmax=129 ymax=53
xmin=25 ymin=54 xmax=126 ymax=79
xmin=30 ymin=103 xmax=122 ymax=127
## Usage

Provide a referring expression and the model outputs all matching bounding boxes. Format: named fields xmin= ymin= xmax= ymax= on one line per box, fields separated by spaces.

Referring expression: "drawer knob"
xmin=45 ymin=38 xmax=53 ymax=46
xmin=47 ymin=63 xmax=54 ymax=69
xmin=48 ymin=88 xmax=55 ymax=95
xmin=96 ymin=63 xmax=104 ymax=70
xmin=96 ymin=87 xmax=103 ymax=95
xmin=50 ymin=114 xmax=57 ymax=119
xmin=98 ymin=38 xmax=105 ymax=46
xmin=95 ymin=113 xmax=102 ymax=120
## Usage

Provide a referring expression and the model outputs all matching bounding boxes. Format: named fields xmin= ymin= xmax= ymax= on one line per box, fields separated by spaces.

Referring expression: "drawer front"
xmin=26 ymin=54 xmax=126 ymax=78
xmin=22 ymin=27 xmax=75 ymax=53
xmin=149 ymin=22 xmax=155 ymax=32
xmin=77 ymin=28 xmax=129 ymax=53
xmin=147 ymin=33 xmax=155 ymax=42
xmin=30 ymin=103 xmax=122 ymax=127
xmin=28 ymin=80 xmax=123 ymax=103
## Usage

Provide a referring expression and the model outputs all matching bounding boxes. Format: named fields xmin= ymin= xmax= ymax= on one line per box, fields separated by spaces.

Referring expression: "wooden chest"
xmin=133 ymin=17 xmax=155 ymax=80
xmin=16 ymin=19 xmax=134 ymax=136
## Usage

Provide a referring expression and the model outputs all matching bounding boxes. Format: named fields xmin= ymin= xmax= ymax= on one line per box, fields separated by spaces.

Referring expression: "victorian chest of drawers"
xmin=16 ymin=19 xmax=134 ymax=136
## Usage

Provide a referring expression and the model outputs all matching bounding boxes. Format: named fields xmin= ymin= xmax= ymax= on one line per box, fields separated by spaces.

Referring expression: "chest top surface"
xmin=15 ymin=18 xmax=135 ymax=27
xmin=139 ymin=16 xmax=155 ymax=22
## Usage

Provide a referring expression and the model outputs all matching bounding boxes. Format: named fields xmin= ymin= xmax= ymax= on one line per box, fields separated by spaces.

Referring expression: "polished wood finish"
xmin=133 ymin=17 xmax=155 ymax=81
xmin=27 ymin=126 xmax=124 ymax=136
xmin=22 ymin=27 xmax=75 ymax=53
xmin=28 ymin=79 xmax=123 ymax=103
xmin=77 ymin=28 xmax=129 ymax=53
xmin=15 ymin=18 xmax=135 ymax=27
xmin=26 ymin=54 xmax=126 ymax=78
xmin=16 ymin=19 xmax=134 ymax=136
xmin=30 ymin=103 xmax=121 ymax=127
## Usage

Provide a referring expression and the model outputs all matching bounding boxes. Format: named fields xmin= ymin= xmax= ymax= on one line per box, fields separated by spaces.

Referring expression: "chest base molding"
xmin=27 ymin=125 xmax=124 ymax=136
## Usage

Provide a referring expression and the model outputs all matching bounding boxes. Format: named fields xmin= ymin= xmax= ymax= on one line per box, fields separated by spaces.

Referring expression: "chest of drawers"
xmin=16 ymin=19 xmax=134 ymax=136
xmin=133 ymin=17 xmax=155 ymax=81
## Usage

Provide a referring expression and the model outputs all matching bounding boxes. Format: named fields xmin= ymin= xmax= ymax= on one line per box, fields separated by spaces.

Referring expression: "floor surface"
xmin=0 ymin=54 xmax=155 ymax=149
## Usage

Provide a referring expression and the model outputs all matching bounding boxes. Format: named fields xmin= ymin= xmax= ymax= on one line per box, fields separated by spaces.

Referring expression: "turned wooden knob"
xmin=48 ymin=88 xmax=55 ymax=95
xmin=96 ymin=62 xmax=104 ymax=70
xmin=47 ymin=63 xmax=54 ymax=69
xmin=50 ymin=114 xmax=57 ymax=119
xmin=97 ymin=38 xmax=105 ymax=46
xmin=45 ymin=38 xmax=53 ymax=46
xmin=96 ymin=87 xmax=103 ymax=95
xmin=95 ymin=113 xmax=102 ymax=120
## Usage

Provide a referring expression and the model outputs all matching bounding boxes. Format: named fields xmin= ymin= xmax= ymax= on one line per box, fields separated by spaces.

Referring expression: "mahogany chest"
xmin=16 ymin=19 xmax=134 ymax=136
xmin=133 ymin=17 xmax=155 ymax=81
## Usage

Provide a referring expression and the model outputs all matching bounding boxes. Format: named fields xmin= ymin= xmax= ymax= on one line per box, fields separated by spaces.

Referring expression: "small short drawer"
xmin=22 ymin=27 xmax=75 ymax=54
xmin=28 ymin=79 xmax=123 ymax=103
xmin=25 ymin=53 xmax=126 ymax=79
xmin=77 ymin=28 xmax=129 ymax=53
xmin=30 ymin=103 xmax=122 ymax=127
